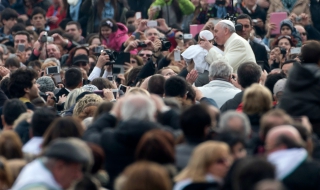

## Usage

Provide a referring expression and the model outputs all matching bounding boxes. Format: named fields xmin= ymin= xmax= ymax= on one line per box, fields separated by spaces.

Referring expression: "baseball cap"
xmin=73 ymin=54 xmax=89 ymax=66
xmin=273 ymin=78 xmax=287 ymax=95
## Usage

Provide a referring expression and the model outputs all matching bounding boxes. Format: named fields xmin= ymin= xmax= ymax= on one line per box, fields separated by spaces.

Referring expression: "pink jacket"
xmin=102 ymin=23 xmax=129 ymax=52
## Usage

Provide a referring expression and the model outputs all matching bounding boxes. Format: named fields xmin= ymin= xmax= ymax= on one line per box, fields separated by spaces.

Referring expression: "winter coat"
xmin=101 ymin=23 xmax=129 ymax=52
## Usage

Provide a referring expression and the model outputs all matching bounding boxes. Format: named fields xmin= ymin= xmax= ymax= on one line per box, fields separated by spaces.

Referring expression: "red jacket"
xmin=46 ymin=5 xmax=66 ymax=30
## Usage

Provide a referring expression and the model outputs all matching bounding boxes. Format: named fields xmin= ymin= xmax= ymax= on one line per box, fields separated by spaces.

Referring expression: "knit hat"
xmin=199 ymin=30 xmax=214 ymax=40
xmin=273 ymin=78 xmax=287 ymax=95
xmin=36 ymin=76 xmax=55 ymax=93
xmin=280 ymin=19 xmax=294 ymax=31
xmin=82 ymin=84 xmax=99 ymax=92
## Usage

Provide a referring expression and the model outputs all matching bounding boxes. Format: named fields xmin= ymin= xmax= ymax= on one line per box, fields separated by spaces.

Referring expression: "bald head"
xmin=265 ymin=125 xmax=303 ymax=154
xmin=295 ymin=25 xmax=307 ymax=43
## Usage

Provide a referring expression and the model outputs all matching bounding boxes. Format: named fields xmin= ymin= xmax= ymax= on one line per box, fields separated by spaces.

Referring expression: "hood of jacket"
xmin=109 ymin=23 xmax=128 ymax=39
xmin=279 ymin=63 xmax=320 ymax=122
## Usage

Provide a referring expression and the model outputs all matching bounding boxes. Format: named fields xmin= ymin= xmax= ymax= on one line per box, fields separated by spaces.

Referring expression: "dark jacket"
xmin=84 ymin=116 xmax=161 ymax=188
xmin=310 ymin=0 xmax=320 ymax=33
xmin=250 ymin=40 xmax=270 ymax=73
xmin=278 ymin=63 xmax=320 ymax=137
xmin=282 ymin=159 xmax=320 ymax=190
xmin=220 ymin=91 xmax=244 ymax=113
xmin=127 ymin=0 xmax=153 ymax=19
xmin=175 ymin=138 xmax=203 ymax=171
xmin=305 ymin=24 xmax=320 ymax=41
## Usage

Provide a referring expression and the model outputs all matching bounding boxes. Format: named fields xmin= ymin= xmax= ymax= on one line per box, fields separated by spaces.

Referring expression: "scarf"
xmin=268 ymin=148 xmax=307 ymax=180
xmin=69 ymin=0 xmax=82 ymax=21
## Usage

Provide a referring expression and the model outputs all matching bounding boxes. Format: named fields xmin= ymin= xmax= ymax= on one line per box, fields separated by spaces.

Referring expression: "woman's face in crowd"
xmin=101 ymin=26 xmax=112 ymax=39
xmin=278 ymin=38 xmax=291 ymax=51
xmin=161 ymin=69 xmax=177 ymax=77
xmin=232 ymin=142 xmax=247 ymax=160
xmin=91 ymin=38 xmax=101 ymax=46
xmin=281 ymin=25 xmax=292 ymax=35
xmin=208 ymin=153 xmax=233 ymax=178
xmin=130 ymin=58 xmax=139 ymax=67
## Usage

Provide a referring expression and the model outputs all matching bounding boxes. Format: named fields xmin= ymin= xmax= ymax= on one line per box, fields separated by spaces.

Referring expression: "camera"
xmin=40 ymin=35 xmax=54 ymax=43
xmin=137 ymin=41 xmax=147 ymax=48
xmin=280 ymin=47 xmax=287 ymax=55
xmin=160 ymin=38 xmax=171 ymax=51
xmin=94 ymin=46 xmax=104 ymax=55
xmin=235 ymin=23 xmax=243 ymax=32
xmin=104 ymin=49 xmax=118 ymax=65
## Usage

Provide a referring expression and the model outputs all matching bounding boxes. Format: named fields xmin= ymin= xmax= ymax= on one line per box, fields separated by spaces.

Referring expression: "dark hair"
xmin=64 ymin=68 xmax=82 ymax=89
xmin=234 ymin=157 xmax=275 ymax=190
xmin=66 ymin=21 xmax=82 ymax=30
xmin=91 ymin=77 xmax=113 ymax=90
xmin=135 ymin=129 xmax=175 ymax=164
xmin=31 ymin=108 xmax=58 ymax=137
xmin=65 ymin=46 xmax=89 ymax=67
xmin=4 ymin=57 xmax=20 ymax=68
xmin=3 ymin=99 xmax=27 ymax=125
xmin=280 ymin=59 xmax=296 ymax=69
xmin=28 ymin=60 xmax=42 ymax=68
xmin=125 ymin=10 xmax=136 ymax=19
xmin=237 ymin=62 xmax=262 ymax=88
xmin=126 ymin=66 xmax=143 ymax=86
xmin=47 ymin=28 xmax=65 ymax=36
xmin=214 ymin=131 xmax=246 ymax=150
xmin=31 ymin=7 xmax=46 ymax=19
xmin=8 ymin=68 xmax=38 ymax=98
xmin=93 ymin=102 xmax=113 ymax=121
xmin=236 ymin=14 xmax=253 ymax=26
xmin=0 ymin=8 xmax=18 ymax=23
xmin=164 ymin=76 xmax=188 ymax=98
xmin=87 ymin=34 xmax=100 ymax=45
xmin=0 ymin=78 xmax=11 ymax=98
xmin=148 ymin=75 xmax=165 ymax=97
xmin=186 ymin=84 xmax=196 ymax=103
xmin=274 ymin=134 xmax=303 ymax=149
xmin=42 ymin=117 xmax=84 ymax=148
xmin=99 ymin=18 xmax=118 ymax=36
xmin=264 ymin=73 xmax=286 ymax=95
xmin=11 ymin=24 xmax=26 ymax=35
xmin=300 ymin=40 xmax=320 ymax=64
xmin=272 ymin=35 xmax=297 ymax=49
xmin=26 ymin=29 xmax=38 ymax=40
xmin=87 ymin=143 xmax=105 ymax=174
xmin=14 ymin=30 xmax=31 ymax=43
xmin=74 ymin=175 xmax=100 ymax=190
xmin=180 ymin=104 xmax=211 ymax=138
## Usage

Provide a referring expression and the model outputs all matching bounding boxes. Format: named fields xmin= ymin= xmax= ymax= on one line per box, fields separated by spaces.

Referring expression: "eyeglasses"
xmin=277 ymin=35 xmax=291 ymax=40
xmin=138 ymin=53 xmax=152 ymax=58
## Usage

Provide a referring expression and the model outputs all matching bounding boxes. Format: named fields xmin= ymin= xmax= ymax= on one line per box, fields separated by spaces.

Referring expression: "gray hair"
xmin=44 ymin=58 xmax=61 ymax=67
xmin=144 ymin=27 xmax=160 ymax=37
xmin=121 ymin=95 xmax=156 ymax=121
xmin=219 ymin=22 xmax=236 ymax=33
xmin=219 ymin=111 xmax=251 ymax=137
xmin=64 ymin=88 xmax=86 ymax=110
xmin=209 ymin=60 xmax=233 ymax=79
xmin=0 ymin=44 xmax=8 ymax=54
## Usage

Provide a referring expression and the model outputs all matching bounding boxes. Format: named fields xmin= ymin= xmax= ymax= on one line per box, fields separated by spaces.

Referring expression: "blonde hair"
xmin=73 ymin=94 xmax=103 ymax=118
xmin=167 ymin=65 xmax=180 ymax=74
xmin=64 ymin=88 xmax=86 ymax=110
xmin=242 ymin=84 xmax=273 ymax=115
xmin=115 ymin=161 xmax=171 ymax=190
xmin=174 ymin=141 xmax=230 ymax=183
xmin=126 ymin=87 xmax=150 ymax=96
xmin=41 ymin=61 xmax=57 ymax=70
xmin=6 ymin=159 xmax=26 ymax=182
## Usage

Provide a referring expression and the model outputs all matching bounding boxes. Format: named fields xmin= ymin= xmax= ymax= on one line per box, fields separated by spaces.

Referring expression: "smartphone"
xmin=135 ymin=12 xmax=141 ymax=19
xmin=112 ymin=89 xmax=118 ymax=99
xmin=147 ymin=20 xmax=158 ymax=27
xmin=270 ymin=12 xmax=287 ymax=35
xmin=116 ymin=52 xmax=131 ymax=65
xmin=18 ymin=44 xmax=25 ymax=52
xmin=94 ymin=46 xmax=104 ymax=54
xmin=290 ymin=47 xmax=301 ymax=54
xmin=119 ymin=84 xmax=127 ymax=93
xmin=134 ymin=32 xmax=141 ymax=40
xmin=52 ymin=74 xmax=62 ymax=83
xmin=174 ymin=50 xmax=181 ymax=61
xmin=46 ymin=66 xmax=60 ymax=74
xmin=107 ymin=75 xmax=113 ymax=81
xmin=183 ymin=34 xmax=193 ymax=40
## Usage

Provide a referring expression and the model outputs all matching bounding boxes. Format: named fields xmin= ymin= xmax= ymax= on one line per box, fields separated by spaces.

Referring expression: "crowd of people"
xmin=0 ymin=0 xmax=320 ymax=189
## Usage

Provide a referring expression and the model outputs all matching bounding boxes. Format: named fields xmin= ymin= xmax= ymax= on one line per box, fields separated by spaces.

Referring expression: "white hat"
xmin=199 ymin=30 xmax=214 ymax=40
xmin=273 ymin=78 xmax=287 ymax=95
xmin=219 ymin=20 xmax=235 ymax=30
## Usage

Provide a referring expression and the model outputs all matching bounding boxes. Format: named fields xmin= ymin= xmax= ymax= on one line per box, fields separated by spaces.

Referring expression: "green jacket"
xmin=149 ymin=0 xmax=195 ymax=18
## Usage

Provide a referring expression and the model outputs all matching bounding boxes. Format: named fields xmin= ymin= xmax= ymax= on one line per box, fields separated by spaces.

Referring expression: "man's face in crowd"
xmin=126 ymin=17 xmax=136 ymax=26
xmin=213 ymin=23 xmax=228 ymax=45
xmin=66 ymin=24 xmax=82 ymax=42
xmin=138 ymin=50 xmax=153 ymax=64
xmin=244 ymin=0 xmax=256 ymax=6
xmin=26 ymin=79 xmax=40 ymax=100
xmin=56 ymin=161 xmax=83 ymax=189
xmin=282 ymin=62 xmax=293 ymax=76
xmin=47 ymin=44 xmax=61 ymax=59
xmin=14 ymin=35 xmax=29 ymax=51
xmin=295 ymin=25 xmax=307 ymax=43
xmin=145 ymin=28 xmax=159 ymax=42
xmin=236 ymin=19 xmax=252 ymax=40
xmin=31 ymin=13 xmax=46 ymax=29
xmin=2 ymin=18 xmax=17 ymax=30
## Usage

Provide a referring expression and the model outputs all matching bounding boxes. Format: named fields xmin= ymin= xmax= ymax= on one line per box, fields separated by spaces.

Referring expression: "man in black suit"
xmin=236 ymin=14 xmax=270 ymax=72
xmin=266 ymin=125 xmax=320 ymax=190
xmin=55 ymin=68 xmax=83 ymax=110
